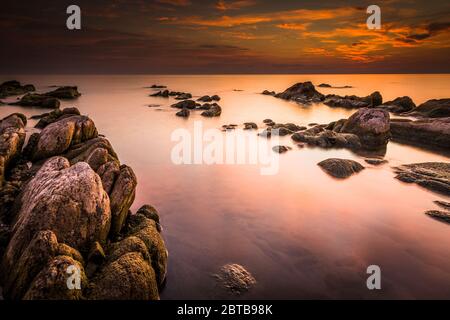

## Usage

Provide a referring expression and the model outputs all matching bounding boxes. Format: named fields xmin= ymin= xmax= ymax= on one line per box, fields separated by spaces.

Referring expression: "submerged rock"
xmin=150 ymin=90 xmax=169 ymax=98
xmin=171 ymin=100 xmax=197 ymax=109
xmin=243 ymin=122 xmax=258 ymax=130
xmin=434 ymin=200 xmax=450 ymax=210
xmin=44 ymin=86 xmax=81 ymax=99
xmin=390 ymin=117 xmax=450 ymax=150
xmin=291 ymin=126 xmax=362 ymax=150
xmin=318 ymin=158 xmax=365 ymax=179
xmin=272 ymin=145 xmax=291 ymax=153
xmin=394 ymin=162 xmax=450 ymax=196
xmin=364 ymin=158 xmax=388 ymax=166
xmin=10 ymin=93 xmax=60 ymax=109
xmin=261 ymin=90 xmax=275 ymax=96
xmin=174 ymin=93 xmax=192 ymax=100
xmin=214 ymin=264 xmax=256 ymax=295
xmin=176 ymin=108 xmax=190 ymax=117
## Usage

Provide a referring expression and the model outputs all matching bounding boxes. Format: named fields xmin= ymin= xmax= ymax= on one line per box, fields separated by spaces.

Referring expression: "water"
xmin=1 ymin=74 xmax=449 ymax=299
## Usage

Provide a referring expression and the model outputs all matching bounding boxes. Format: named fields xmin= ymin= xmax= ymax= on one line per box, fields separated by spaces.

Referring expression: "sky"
xmin=0 ymin=0 xmax=449 ymax=74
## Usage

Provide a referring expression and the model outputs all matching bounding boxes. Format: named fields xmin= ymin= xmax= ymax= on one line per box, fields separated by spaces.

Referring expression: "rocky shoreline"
xmin=0 ymin=85 xmax=168 ymax=300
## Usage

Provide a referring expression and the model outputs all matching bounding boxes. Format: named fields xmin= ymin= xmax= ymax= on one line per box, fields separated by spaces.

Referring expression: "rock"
xmin=272 ymin=145 xmax=291 ymax=153
xmin=211 ymin=95 xmax=221 ymax=101
xmin=408 ymin=99 xmax=450 ymax=118
xmin=393 ymin=162 xmax=450 ymax=196
xmin=197 ymin=95 xmax=212 ymax=102
xmin=434 ymin=200 xmax=450 ymax=210
xmin=23 ymin=255 xmax=87 ymax=300
xmin=176 ymin=108 xmax=190 ymax=117
xmin=44 ymin=86 xmax=81 ymax=99
xmin=34 ymin=107 xmax=81 ymax=129
xmin=272 ymin=123 xmax=303 ymax=132
xmin=201 ymin=104 xmax=222 ymax=117
xmin=96 ymin=160 xmax=120 ymax=194
xmin=275 ymin=81 xmax=324 ymax=103
xmin=0 ymin=80 xmax=35 ymax=98
xmin=171 ymin=100 xmax=197 ymax=109
xmin=379 ymin=96 xmax=415 ymax=114
xmin=262 ymin=90 xmax=275 ymax=96
xmin=263 ymin=119 xmax=273 ymax=124
xmin=3 ymin=157 xmax=111 ymax=281
xmin=318 ymin=83 xmax=332 ymax=88
xmin=390 ymin=117 xmax=450 ymax=150
xmin=175 ymin=93 xmax=192 ymax=100
xmin=88 ymin=241 xmax=106 ymax=264
xmin=292 ymin=128 xmax=362 ymax=150
xmin=29 ymin=115 xmax=98 ymax=161
xmin=338 ymin=108 xmax=390 ymax=149
xmin=425 ymin=210 xmax=450 ymax=224
xmin=198 ymin=103 xmax=211 ymax=110
xmin=10 ymin=93 xmax=60 ymax=108
xmin=149 ymin=85 xmax=166 ymax=89
xmin=150 ymin=90 xmax=169 ymax=98
xmin=365 ymin=158 xmax=388 ymax=165
xmin=270 ymin=126 xmax=293 ymax=136
xmin=88 ymin=252 xmax=159 ymax=300
xmin=0 ymin=114 xmax=27 ymax=186
xmin=109 ymin=165 xmax=137 ymax=237
xmin=135 ymin=205 xmax=162 ymax=231
xmin=243 ymin=122 xmax=258 ymax=130
xmin=214 ymin=264 xmax=256 ymax=295
xmin=318 ymin=158 xmax=365 ymax=179
xmin=324 ymin=91 xmax=382 ymax=109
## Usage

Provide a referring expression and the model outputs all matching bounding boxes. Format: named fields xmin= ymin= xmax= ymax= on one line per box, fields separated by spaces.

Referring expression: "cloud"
xmin=215 ymin=0 xmax=257 ymax=11
xmin=276 ymin=23 xmax=309 ymax=31
xmin=157 ymin=0 xmax=191 ymax=6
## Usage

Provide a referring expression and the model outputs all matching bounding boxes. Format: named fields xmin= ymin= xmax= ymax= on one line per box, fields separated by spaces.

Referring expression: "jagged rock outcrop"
xmin=378 ymin=96 xmax=415 ymax=114
xmin=407 ymin=99 xmax=450 ymax=118
xmin=274 ymin=81 xmax=324 ymax=103
xmin=324 ymin=91 xmax=382 ymax=109
xmin=31 ymin=107 xmax=81 ymax=129
xmin=0 ymin=81 xmax=35 ymax=99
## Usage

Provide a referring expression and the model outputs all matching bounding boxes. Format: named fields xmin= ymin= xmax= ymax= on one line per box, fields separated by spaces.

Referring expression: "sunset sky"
xmin=1 ymin=0 xmax=449 ymax=74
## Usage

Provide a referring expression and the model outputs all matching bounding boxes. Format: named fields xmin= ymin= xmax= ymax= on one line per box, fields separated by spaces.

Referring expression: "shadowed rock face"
xmin=378 ymin=96 xmax=416 ymax=114
xmin=0 ymin=112 xmax=166 ymax=300
xmin=394 ymin=162 xmax=450 ymax=196
xmin=408 ymin=99 xmax=450 ymax=118
xmin=390 ymin=117 xmax=450 ymax=150
xmin=0 ymin=114 xmax=27 ymax=186
xmin=324 ymin=91 xmax=382 ymax=109
xmin=318 ymin=158 xmax=365 ymax=179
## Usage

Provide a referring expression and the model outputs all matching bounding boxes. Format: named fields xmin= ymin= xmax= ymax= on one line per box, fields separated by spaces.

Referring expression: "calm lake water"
xmin=1 ymin=74 xmax=450 ymax=299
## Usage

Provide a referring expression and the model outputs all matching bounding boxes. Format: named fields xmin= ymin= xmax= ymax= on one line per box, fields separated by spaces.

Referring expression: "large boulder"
xmin=201 ymin=103 xmax=222 ymax=117
xmin=318 ymin=158 xmax=365 ymax=179
xmin=32 ymin=107 xmax=81 ymax=129
xmin=3 ymin=157 xmax=111 ymax=280
xmin=338 ymin=108 xmax=390 ymax=149
xmin=0 ymin=114 xmax=27 ymax=186
xmin=407 ymin=99 xmax=450 ymax=118
xmin=275 ymin=81 xmax=324 ymax=103
xmin=0 ymin=80 xmax=35 ymax=99
xmin=171 ymin=100 xmax=197 ymax=109
xmin=29 ymin=115 xmax=98 ymax=161
xmin=390 ymin=117 xmax=450 ymax=150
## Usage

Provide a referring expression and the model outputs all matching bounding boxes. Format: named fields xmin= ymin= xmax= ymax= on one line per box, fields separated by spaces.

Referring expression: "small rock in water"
xmin=318 ymin=158 xmax=365 ymax=179
xmin=425 ymin=210 xmax=450 ymax=223
xmin=214 ymin=264 xmax=256 ymax=295
xmin=434 ymin=200 xmax=450 ymax=211
xmin=365 ymin=158 xmax=388 ymax=166
xmin=272 ymin=145 xmax=291 ymax=153
xmin=147 ymin=104 xmax=161 ymax=108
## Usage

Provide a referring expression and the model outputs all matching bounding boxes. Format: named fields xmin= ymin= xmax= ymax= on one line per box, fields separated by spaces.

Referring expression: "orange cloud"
xmin=276 ymin=23 xmax=309 ymax=31
xmin=216 ymin=0 xmax=257 ymax=11
xmin=157 ymin=0 xmax=191 ymax=6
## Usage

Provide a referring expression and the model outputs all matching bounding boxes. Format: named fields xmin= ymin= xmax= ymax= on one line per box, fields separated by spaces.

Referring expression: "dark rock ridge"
xmin=407 ymin=99 xmax=450 ymax=118
xmin=394 ymin=162 xmax=450 ymax=196
xmin=30 ymin=107 xmax=81 ymax=129
xmin=0 ymin=81 xmax=35 ymax=99
xmin=197 ymin=95 xmax=221 ymax=102
xmin=318 ymin=158 xmax=365 ymax=179
xmin=390 ymin=117 xmax=450 ymax=151
xmin=324 ymin=91 xmax=382 ymax=109
xmin=318 ymin=83 xmax=353 ymax=89
xmin=9 ymin=86 xmax=81 ymax=109
xmin=0 ymin=112 xmax=167 ymax=300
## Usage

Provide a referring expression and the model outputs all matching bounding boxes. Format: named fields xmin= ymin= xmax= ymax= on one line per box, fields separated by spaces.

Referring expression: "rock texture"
xmin=408 ymin=99 xmax=450 ymax=118
xmin=318 ymin=158 xmax=365 ymax=179
xmin=0 ymin=112 xmax=167 ymax=300
xmin=378 ymin=96 xmax=415 ymax=114
xmin=0 ymin=81 xmax=35 ymax=99
xmin=274 ymin=82 xmax=324 ymax=103
xmin=390 ymin=117 xmax=450 ymax=150
xmin=324 ymin=92 xmax=382 ymax=109
xmin=214 ymin=264 xmax=256 ymax=295
xmin=394 ymin=162 xmax=450 ymax=196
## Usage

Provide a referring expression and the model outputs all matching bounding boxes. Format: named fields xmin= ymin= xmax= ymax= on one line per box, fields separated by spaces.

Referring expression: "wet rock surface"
xmin=318 ymin=158 xmax=365 ymax=179
xmin=378 ymin=96 xmax=415 ymax=114
xmin=394 ymin=162 xmax=450 ymax=196
xmin=324 ymin=91 xmax=382 ymax=109
xmin=213 ymin=264 xmax=256 ymax=295
xmin=0 ymin=112 xmax=167 ymax=300
xmin=407 ymin=99 xmax=450 ymax=118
